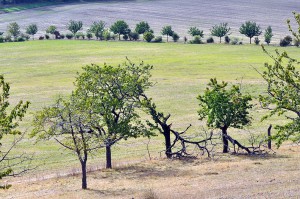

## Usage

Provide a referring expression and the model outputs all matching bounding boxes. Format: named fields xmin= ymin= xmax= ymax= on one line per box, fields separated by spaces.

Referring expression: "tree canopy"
xmin=239 ymin=21 xmax=262 ymax=44
xmin=210 ymin=23 xmax=230 ymax=43
xmin=110 ymin=20 xmax=130 ymax=40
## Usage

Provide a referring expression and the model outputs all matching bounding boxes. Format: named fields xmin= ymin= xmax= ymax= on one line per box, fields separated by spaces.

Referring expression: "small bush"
xmin=16 ymin=37 xmax=25 ymax=42
xmin=60 ymin=34 xmax=65 ymax=39
xmin=39 ymin=36 xmax=44 ymax=40
xmin=129 ymin=32 xmax=139 ymax=41
xmin=103 ymin=30 xmax=111 ymax=41
xmin=20 ymin=33 xmax=30 ymax=41
xmin=153 ymin=36 xmax=162 ymax=43
xmin=143 ymin=32 xmax=154 ymax=42
xmin=86 ymin=32 xmax=93 ymax=40
xmin=172 ymin=32 xmax=180 ymax=42
xmin=254 ymin=37 xmax=260 ymax=45
xmin=206 ymin=37 xmax=214 ymax=43
xmin=123 ymin=34 xmax=129 ymax=40
xmin=45 ymin=34 xmax=50 ymax=40
xmin=189 ymin=36 xmax=202 ymax=44
xmin=225 ymin=35 xmax=230 ymax=44
xmin=230 ymin=38 xmax=239 ymax=45
xmin=280 ymin=36 xmax=292 ymax=47
xmin=66 ymin=33 xmax=74 ymax=40
xmin=4 ymin=35 xmax=12 ymax=42
xmin=75 ymin=32 xmax=85 ymax=39
xmin=0 ymin=36 xmax=4 ymax=43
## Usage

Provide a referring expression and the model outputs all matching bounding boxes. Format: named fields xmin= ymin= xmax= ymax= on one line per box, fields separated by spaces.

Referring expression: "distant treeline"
xmin=0 ymin=0 xmax=71 ymax=5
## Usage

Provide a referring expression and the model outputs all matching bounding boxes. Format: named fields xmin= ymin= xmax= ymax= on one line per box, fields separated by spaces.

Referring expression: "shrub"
xmin=225 ymin=35 xmax=230 ymax=44
xmin=20 ymin=33 xmax=30 ymax=41
xmin=172 ymin=32 xmax=180 ymax=42
xmin=153 ymin=36 xmax=162 ymax=43
xmin=0 ymin=36 xmax=4 ymax=43
xmin=0 ymin=32 xmax=3 ymax=36
xmin=254 ymin=37 xmax=260 ymax=45
xmin=123 ymin=34 xmax=129 ymax=40
xmin=129 ymin=32 xmax=139 ymax=41
xmin=189 ymin=36 xmax=202 ymax=44
xmin=280 ymin=35 xmax=292 ymax=47
xmin=60 ymin=34 xmax=65 ymax=39
xmin=206 ymin=37 xmax=214 ymax=43
xmin=143 ymin=32 xmax=154 ymax=42
xmin=66 ymin=33 xmax=74 ymax=40
xmin=16 ymin=37 xmax=25 ymax=42
xmin=86 ymin=32 xmax=93 ymax=40
xmin=4 ymin=35 xmax=12 ymax=42
xmin=230 ymin=38 xmax=239 ymax=45
xmin=39 ymin=36 xmax=44 ymax=40
xmin=45 ymin=34 xmax=50 ymax=40
xmin=103 ymin=30 xmax=111 ymax=41
xmin=75 ymin=32 xmax=85 ymax=39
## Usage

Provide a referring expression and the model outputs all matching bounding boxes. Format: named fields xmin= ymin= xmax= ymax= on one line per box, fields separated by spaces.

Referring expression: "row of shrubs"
xmin=0 ymin=20 xmax=299 ymax=47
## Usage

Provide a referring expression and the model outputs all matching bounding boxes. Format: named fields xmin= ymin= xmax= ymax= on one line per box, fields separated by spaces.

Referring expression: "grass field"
xmin=0 ymin=0 xmax=298 ymax=42
xmin=0 ymin=40 xmax=300 ymax=197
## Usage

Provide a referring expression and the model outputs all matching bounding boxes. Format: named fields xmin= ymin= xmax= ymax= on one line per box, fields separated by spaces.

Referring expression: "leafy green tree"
xmin=74 ymin=60 xmax=153 ymax=169
xmin=161 ymin=25 xmax=173 ymax=42
xmin=287 ymin=12 xmax=300 ymax=43
xmin=197 ymin=78 xmax=252 ymax=153
xmin=239 ymin=21 xmax=262 ymax=44
xmin=25 ymin=24 xmax=38 ymax=40
xmin=7 ymin=22 xmax=20 ymax=40
xmin=46 ymin=25 xmax=57 ymax=39
xmin=143 ymin=31 xmax=154 ymax=42
xmin=90 ymin=21 xmax=106 ymax=40
xmin=110 ymin=20 xmax=130 ymax=40
xmin=0 ymin=75 xmax=30 ymax=189
xmin=67 ymin=20 xmax=83 ymax=37
xmin=135 ymin=21 xmax=151 ymax=35
xmin=264 ymin=26 xmax=273 ymax=45
xmin=172 ymin=32 xmax=180 ymax=42
xmin=188 ymin=26 xmax=204 ymax=37
xmin=32 ymin=95 xmax=101 ymax=189
xmin=259 ymin=12 xmax=300 ymax=147
xmin=210 ymin=23 xmax=230 ymax=43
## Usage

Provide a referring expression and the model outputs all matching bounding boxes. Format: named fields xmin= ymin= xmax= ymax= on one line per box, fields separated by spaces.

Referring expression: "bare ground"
xmin=0 ymin=0 xmax=299 ymax=41
xmin=1 ymin=145 xmax=300 ymax=199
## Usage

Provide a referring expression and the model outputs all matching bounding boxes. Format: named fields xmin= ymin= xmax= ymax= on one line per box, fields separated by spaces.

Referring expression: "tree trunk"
xmin=268 ymin=124 xmax=272 ymax=149
xmin=219 ymin=37 xmax=221 ymax=43
xmin=167 ymin=35 xmax=168 ymax=42
xmin=250 ymin=37 xmax=252 ymax=44
xmin=163 ymin=126 xmax=172 ymax=158
xmin=222 ymin=127 xmax=229 ymax=153
xmin=118 ymin=34 xmax=121 ymax=41
xmin=106 ymin=145 xmax=112 ymax=169
xmin=81 ymin=160 xmax=87 ymax=189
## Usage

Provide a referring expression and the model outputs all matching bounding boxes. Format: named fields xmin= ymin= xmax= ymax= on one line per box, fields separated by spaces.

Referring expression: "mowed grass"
xmin=0 ymin=40 xmax=300 ymax=174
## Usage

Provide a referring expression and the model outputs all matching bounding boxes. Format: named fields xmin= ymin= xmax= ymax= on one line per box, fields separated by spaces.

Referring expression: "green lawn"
xmin=1 ymin=40 xmax=299 ymax=174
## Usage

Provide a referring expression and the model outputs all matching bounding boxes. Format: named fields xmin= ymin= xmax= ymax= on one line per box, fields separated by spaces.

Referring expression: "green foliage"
xmin=0 ymin=36 xmax=4 ymax=43
xmin=67 ymin=20 xmax=83 ymax=36
xmin=259 ymin=45 xmax=300 ymax=147
xmin=86 ymin=32 xmax=93 ymax=40
xmin=161 ymin=25 xmax=173 ymax=42
xmin=280 ymin=35 xmax=292 ymax=47
xmin=264 ymin=26 xmax=273 ymax=45
xmin=135 ymin=21 xmax=151 ymax=35
xmin=153 ymin=36 xmax=162 ymax=43
xmin=75 ymin=32 xmax=85 ymax=40
xmin=110 ymin=20 xmax=130 ymax=40
xmin=7 ymin=22 xmax=20 ymax=40
xmin=46 ymin=25 xmax=56 ymax=35
xmin=143 ymin=31 xmax=154 ymax=42
xmin=206 ymin=37 xmax=214 ymax=43
xmin=188 ymin=27 xmax=204 ymax=37
xmin=210 ymin=23 xmax=230 ymax=43
xmin=198 ymin=78 xmax=252 ymax=130
xmin=172 ymin=32 xmax=179 ymax=42
xmin=25 ymin=24 xmax=38 ymax=40
xmin=129 ymin=32 xmax=139 ymax=41
xmin=239 ymin=21 xmax=262 ymax=44
xmin=65 ymin=33 xmax=73 ymax=39
xmin=45 ymin=34 xmax=49 ymax=40
xmin=254 ymin=37 xmax=260 ymax=45
xmin=189 ymin=36 xmax=202 ymax=44
xmin=90 ymin=21 xmax=105 ymax=40
xmin=0 ymin=75 xmax=30 ymax=188
xmin=287 ymin=12 xmax=300 ymax=43
xmin=103 ymin=30 xmax=111 ymax=41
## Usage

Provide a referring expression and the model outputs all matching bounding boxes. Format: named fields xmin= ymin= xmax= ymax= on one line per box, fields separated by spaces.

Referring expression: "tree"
xmin=32 ymin=95 xmax=101 ymax=189
xmin=110 ymin=20 xmax=130 ymax=40
xmin=264 ymin=26 xmax=273 ymax=45
xmin=135 ymin=21 xmax=151 ymax=35
xmin=239 ymin=21 xmax=262 ymax=44
xmin=188 ymin=26 xmax=204 ymax=37
xmin=74 ymin=60 xmax=153 ymax=169
xmin=7 ymin=22 xmax=20 ymax=40
xmin=26 ymin=24 xmax=38 ymax=40
xmin=90 ymin=21 xmax=106 ymax=40
xmin=143 ymin=31 xmax=154 ymax=42
xmin=210 ymin=23 xmax=230 ymax=43
xmin=0 ymin=75 xmax=30 ymax=189
xmin=197 ymin=78 xmax=252 ymax=153
xmin=161 ymin=25 xmax=173 ymax=42
xmin=46 ymin=25 xmax=56 ymax=39
xmin=172 ymin=32 xmax=180 ymax=42
xmin=259 ymin=12 xmax=300 ymax=147
xmin=67 ymin=20 xmax=83 ymax=37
